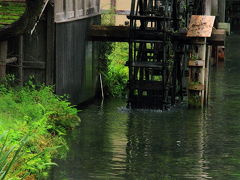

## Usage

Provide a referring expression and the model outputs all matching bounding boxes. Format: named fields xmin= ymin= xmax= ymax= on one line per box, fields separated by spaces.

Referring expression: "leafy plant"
xmin=103 ymin=42 xmax=129 ymax=97
xmin=98 ymin=9 xmax=129 ymax=97
xmin=0 ymin=78 xmax=80 ymax=179
xmin=189 ymin=81 xmax=202 ymax=86
xmin=188 ymin=94 xmax=201 ymax=107
xmin=191 ymin=54 xmax=199 ymax=61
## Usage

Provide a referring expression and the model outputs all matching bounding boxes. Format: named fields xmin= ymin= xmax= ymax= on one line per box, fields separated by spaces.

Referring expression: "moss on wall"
xmin=0 ymin=1 xmax=26 ymax=28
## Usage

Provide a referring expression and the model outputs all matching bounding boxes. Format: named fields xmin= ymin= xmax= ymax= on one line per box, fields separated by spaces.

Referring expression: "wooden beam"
xmin=5 ymin=57 xmax=17 ymax=64
xmin=88 ymin=25 xmax=226 ymax=45
xmin=23 ymin=61 xmax=45 ymax=69
xmin=1 ymin=0 xmax=25 ymax=2
xmin=88 ymin=25 xmax=129 ymax=42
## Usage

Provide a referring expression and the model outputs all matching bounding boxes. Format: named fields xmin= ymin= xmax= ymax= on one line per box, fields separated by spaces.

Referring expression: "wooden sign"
xmin=187 ymin=15 xmax=215 ymax=37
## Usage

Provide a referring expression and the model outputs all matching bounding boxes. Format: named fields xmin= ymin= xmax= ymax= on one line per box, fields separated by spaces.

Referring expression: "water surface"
xmin=50 ymin=35 xmax=240 ymax=179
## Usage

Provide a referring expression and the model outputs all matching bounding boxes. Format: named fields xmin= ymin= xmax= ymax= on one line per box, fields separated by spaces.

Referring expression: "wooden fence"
xmin=55 ymin=0 xmax=100 ymax=23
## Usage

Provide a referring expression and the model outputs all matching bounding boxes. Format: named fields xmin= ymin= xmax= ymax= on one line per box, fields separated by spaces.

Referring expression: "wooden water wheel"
xmin=126 ymin=0 xmax=188 ymax=109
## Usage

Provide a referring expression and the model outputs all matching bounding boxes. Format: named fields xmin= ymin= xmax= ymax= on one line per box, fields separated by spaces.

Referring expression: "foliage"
xmin=101 ymin=8 xmax=115 ymax=26
xmin=190 ymin=54 xmax=199 ymax=61
xmin=0 ymin=133 xmax=27 ymax=180
xmin=0 ymin=76 xmax=80 ymax=179
xmin=188 ymin=93 xmax=201 ymax=108
xmin=102 ymin=42 xmax=129 ymax=97
xmin=99 ymin=10 xmax=129 ymax=97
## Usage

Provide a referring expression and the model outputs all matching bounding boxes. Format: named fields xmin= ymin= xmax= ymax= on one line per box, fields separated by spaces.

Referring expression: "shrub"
xmin=99 ymin=10 xmax=129 ymax=97
xmin=0 ymin=80 xmax=80 ymax=179
xmin=102 ymin=42 xmax=129 ymax=97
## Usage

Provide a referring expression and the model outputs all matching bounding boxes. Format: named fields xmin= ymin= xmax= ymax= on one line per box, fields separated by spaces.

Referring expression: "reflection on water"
xmin=50 ymin=35 xmax=240 ymax=179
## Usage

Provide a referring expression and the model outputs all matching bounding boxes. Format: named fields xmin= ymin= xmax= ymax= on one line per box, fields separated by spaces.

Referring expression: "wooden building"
xmin=0 ymin=0 xmax=101 ymax=104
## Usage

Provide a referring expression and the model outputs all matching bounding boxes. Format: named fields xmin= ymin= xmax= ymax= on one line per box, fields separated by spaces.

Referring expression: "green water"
xmin=50 ymin=35 xmax=240 ymax=179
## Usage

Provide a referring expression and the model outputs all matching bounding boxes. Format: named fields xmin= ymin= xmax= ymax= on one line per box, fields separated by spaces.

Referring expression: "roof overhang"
xmin=0 ymin=0 xmax=48 ymax=41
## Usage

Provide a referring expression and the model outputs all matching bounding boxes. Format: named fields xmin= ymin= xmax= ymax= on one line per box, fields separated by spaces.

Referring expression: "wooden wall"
xmin=55 ymin=16 xmax=100 ymax=104
xmin=55 ymin=0 xmax=100 ymax=23
xmin=7 ymin=2 xmax=101 ymax=105
xmin=7 ymin=4 xmax=54 ymax=85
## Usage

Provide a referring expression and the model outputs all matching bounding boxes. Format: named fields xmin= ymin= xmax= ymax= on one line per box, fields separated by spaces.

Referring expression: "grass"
xmin=0 ymin=77 xmax=80 ymax=179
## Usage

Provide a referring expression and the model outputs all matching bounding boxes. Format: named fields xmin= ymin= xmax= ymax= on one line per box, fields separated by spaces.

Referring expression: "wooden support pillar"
xmin=188 ymin=38 xmax=208 ymax=108
xmin=219 ymin=0 xmax=226 ymax=22
xmin=0 ymin=41 xmax=18 ymax=80
xmin=0 ymin=41 xmax=8 ymax=78
xmin=110 ymin=0 xmax=116 ymax=24
xmin=205 ymin=0 xmax=212 ymax=15
xmin=111 ymin=0 xmax=116 ymax=10
xmin=18 ymin=36 xmax=24 ymax=86
xmin=187 ymin=15 xmax=215 ymax=108
xmin=211 ymin=0 xmax=218 ymax=16
xmin=204 ymin=45 xmax=211 ymax=105
xmin=65 ymin=0 xmax=75 ymax=19
xmin=54 ymin=0 xmax=65 ymax=22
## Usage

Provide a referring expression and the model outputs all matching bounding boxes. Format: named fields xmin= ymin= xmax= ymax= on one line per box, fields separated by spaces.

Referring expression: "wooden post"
xmin=188 ymin=38 xmax=207 ymax=108
xmin=199 ymin=39 xmax=207 ymax=106
xmin=204 ymin=45 xmax=211 ymax=106
xmin=66 ymin=0 xmax=75 ymax=19
xmin=46 ymin=5 xmax=55 ymax=85
xmin=18 ymin=36 xmax=23 ymax=86
xmin=211 ymin=0 xmax=218 ymax=17
xmin=84 ymin=0 xmax=88 ymax=15
xmin=55 ymin=0 xmax=65 ymax=22
xmin=205 ymin=0 xmax=211 ymax=15
xmin=187 ymin=16 xmax=215 ymax=108
xmin=0 ymin=41 xmax=8 ymax=78
xmin=219 ymin=0 xmax=226 ymax=22
xmin=111 ymin=0 xmax=116 ymax=24
xmin=75 ymin=0 xmax=84 ymax=18
xmin=111 ymin=0 xmax=116 ymax=9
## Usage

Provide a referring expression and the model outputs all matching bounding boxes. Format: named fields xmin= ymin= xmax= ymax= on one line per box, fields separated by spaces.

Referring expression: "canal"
xmin=50 ymin=35 xmax=240 ymax=179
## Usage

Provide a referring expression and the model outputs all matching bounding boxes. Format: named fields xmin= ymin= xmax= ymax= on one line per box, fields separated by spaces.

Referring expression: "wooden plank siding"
xmin=6 ymin=4 xmax=54 ymax=85
xmin=54 ymin=0 xmax=100 ymax=23
xmin=55 ymin=16 xmax=101 ymax=104
xmin=4 ymin=0 xmax=101 ymax=104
